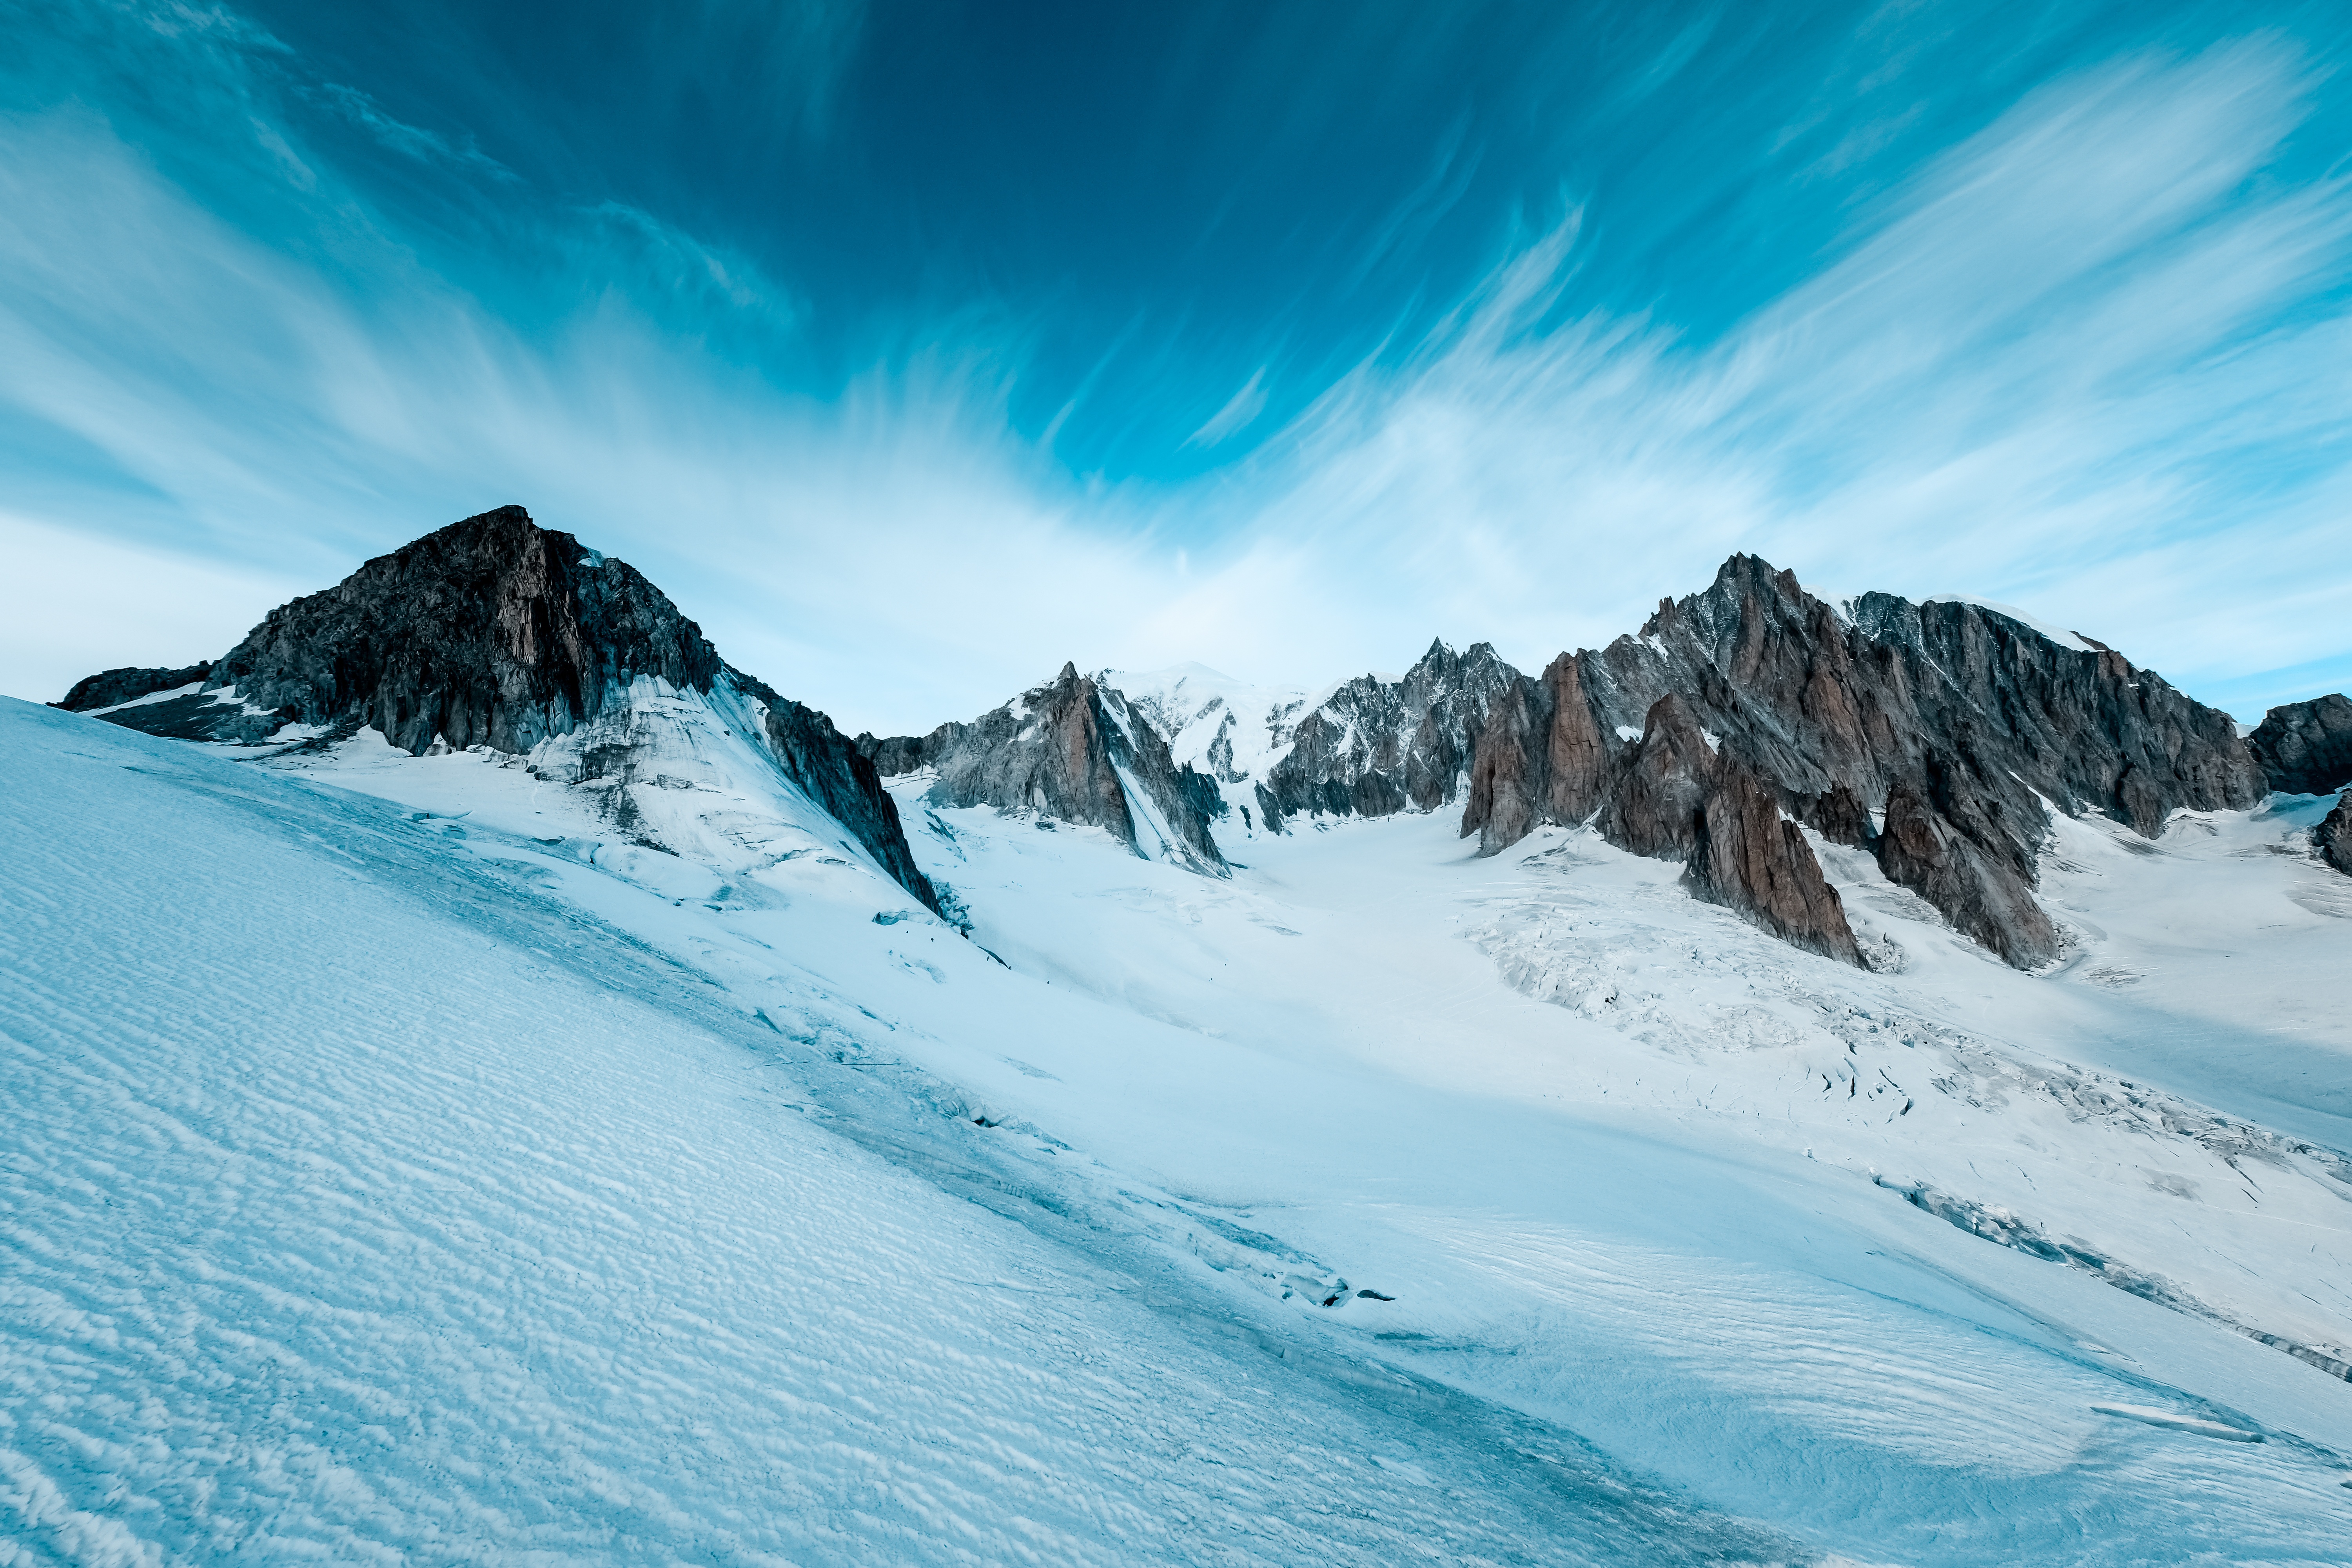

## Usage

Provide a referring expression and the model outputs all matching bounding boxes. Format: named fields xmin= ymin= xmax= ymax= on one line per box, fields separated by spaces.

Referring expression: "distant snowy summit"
xmin=57 ymin=510 xmax=2352 ymax=972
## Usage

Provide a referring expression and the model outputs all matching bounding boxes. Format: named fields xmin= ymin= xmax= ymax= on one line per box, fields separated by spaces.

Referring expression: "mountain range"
xmin=64 ymin=505 xmax=2350 ymax=970
xmin=21 ymin=504 xmax=2352 ymax=1563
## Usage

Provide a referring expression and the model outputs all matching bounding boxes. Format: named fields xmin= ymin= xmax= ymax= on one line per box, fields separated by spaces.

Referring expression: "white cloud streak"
xmin=0 ymin=35 xmax=2347 ymax=729
xmin=1169 ymin=38 xmax=2352 ymax=712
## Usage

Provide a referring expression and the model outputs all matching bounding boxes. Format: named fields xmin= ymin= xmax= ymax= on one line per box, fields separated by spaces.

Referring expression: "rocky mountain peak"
xmin=859 ymin=666 xmax=1229 ymax=875
xmin=1460 ymin=551 xmax=2266 ymax=968
xmin=1253 ymin=637 xmax=1523 ymax=830
xmin=60 ymin=505 xmax=939 ymax=914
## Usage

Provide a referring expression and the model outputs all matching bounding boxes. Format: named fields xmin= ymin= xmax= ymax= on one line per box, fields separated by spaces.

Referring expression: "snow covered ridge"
xmin=24 ymin=499 xmax=2352 ymax=1559
xmin=872 ymin=553 xmax=2352 ymax=971
xmin=56 ymin=507 xmax=2352 ymax=971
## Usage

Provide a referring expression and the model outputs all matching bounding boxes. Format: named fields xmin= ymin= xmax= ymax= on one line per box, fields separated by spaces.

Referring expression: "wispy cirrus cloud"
xmin=1 ymin=7 xmax=2347 ymax=731
xmin=316 ymin=82 xmax=517 ymax=181
xmin=1149 ymin=38 xmax=2352 ymax=713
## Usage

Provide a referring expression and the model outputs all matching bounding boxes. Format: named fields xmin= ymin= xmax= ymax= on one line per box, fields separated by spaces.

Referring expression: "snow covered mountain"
xmin=16 ymin=506 xmax=2352 ymax=1564
xmin=856 ymin=662 xmax=1229 ymax=876
xmin=53 ymin=505 xmax=941 ymax=915
xmin=923 ymin=556 xmax=2282 ymax=975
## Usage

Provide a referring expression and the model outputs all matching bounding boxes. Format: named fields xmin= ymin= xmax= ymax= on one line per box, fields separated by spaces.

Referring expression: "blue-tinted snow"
xmin=7 ymin=695 xmax=2352 ymax=1563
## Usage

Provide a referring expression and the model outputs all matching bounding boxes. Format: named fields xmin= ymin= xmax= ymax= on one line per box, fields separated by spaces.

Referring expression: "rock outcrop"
xmin=1875 ymin=778 xmax=2058 ymax=967
xmin=1461 ymin=653 xmax=1611 ymax=856
xmin=64 ymin=505 xmax=940 ymax=914
xmin=1686 ymin=760 xmax=1863 ymax=964
xmin=2317 ymin=793 xmax=2352 ymax=878
xmin=734 ymin=674 xmax=941 ymax=909
xmin=2249 ymin=694 xmax=2352 ymax=796
xmin=1255 ymin=640 xmax=1521 ymax=830
xmin=53 ymin=663 xmax=216 ymax=713
xmin=859 ymin=664 xmax=1229 ymax=875
xmin=1584 ymin=693 xmax=1861 ymax=964
xmin=1461 ymin=555 xmax=2262 ymax=969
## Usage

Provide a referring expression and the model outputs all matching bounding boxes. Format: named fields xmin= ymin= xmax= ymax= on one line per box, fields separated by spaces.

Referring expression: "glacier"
xmin=7 ymin=686 xmax=2352 ymax=1564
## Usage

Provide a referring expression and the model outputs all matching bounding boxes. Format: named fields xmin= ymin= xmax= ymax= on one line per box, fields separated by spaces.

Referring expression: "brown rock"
xmin=1686 ymin=764 xmax=1864 ymax=964
xmin=884 ymin=664 xmax=1229 ymax=875
xmin=1461 ymin=677 xmax=1548 ymax=856
xmin=1601 ymin=694 xmax=1719 ymax=859
xmin=1877 ymin=779 xmax=2058 ymax=967
xmin=1804 ymin=781 xmax=1876 ymax=848
xmin=1543 ymin=653 xmax=1612 ymax=825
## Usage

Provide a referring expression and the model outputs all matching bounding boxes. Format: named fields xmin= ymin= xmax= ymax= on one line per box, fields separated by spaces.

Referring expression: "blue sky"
xmin=4 ymin=0 xmax=2349 ymax=731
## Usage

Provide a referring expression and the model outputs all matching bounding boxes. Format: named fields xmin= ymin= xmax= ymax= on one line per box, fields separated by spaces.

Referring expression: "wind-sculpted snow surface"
xmin=869 ymin=779 xmax=2352 ymax=1563
xmin=2 ymin=701 xmax=1815 ymax=1566
xmin=14 ymin=694 xmax=2352 ymax=1563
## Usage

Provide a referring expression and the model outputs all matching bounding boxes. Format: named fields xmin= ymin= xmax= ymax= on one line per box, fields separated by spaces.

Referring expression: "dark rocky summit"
xmin=858 ymin=664 xmax=1228 ymax=875
xmin=53 ymin=663 xmax=216 ymax=713
xmin=1459 ymin=555 xmax=2264 ymax=969
xmin=2249 ymin=694 xmax=2352 ymax=796
xmin=62 ymin=505 xmax=938 ymax=913
xmin=80 ymin=517 xmax=2314 ymax=964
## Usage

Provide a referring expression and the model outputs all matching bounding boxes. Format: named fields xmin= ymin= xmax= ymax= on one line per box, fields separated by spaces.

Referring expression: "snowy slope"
xmin=2 ymin=700 xmax=1805 ymax=1566
xmin=12 ymin=692 xmax=2352 ymax=1564
xmin=881 ymin=783 xmax=2352 ymax=1560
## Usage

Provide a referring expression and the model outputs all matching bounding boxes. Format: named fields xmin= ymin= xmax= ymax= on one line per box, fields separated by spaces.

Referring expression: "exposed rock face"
xmin=860 ymin=664 xmax=1229 ymax=875
xmin=65 ymin=505 xmax=939 ymax=914
xmin=1686 ymin=762 xmax=1863 ymax=964
xmin=2318 ymin=793 xmax=2352 ymax=878
xmin=2249 ymin=694 xmax=2352 ymax=795
xmin=231 ymin=504 xmax=719 ymax=752
xmin=1462 ymin=555 xmax=2258 ymax=969
xmin=53 ymin=663 xmax=215 ymax=712
xmin=1584 ymin=693 xmax=1862 ymax=964
xmin=2318 ymin=797 xmax=2352 ymax=877
xmin=729 ymin=673 xmax=940 ymax=909
xmin=1597 ymin=695 xmax=1717 ymax=860
xmin=1256 ymin=640 xmax=1521 ymax=830
xmin=1461 ymin=653 xmax=1612 ymax=856
xmin=1877 ymin=779 xmax=2058 ymax=967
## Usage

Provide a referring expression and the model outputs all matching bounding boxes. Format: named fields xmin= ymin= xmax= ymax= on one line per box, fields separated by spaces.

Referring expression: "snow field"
xmin=1 ymin=702 xmax=1802 ymax=1565
xmin=12 ymin=681 xmax=2352 ymax=1565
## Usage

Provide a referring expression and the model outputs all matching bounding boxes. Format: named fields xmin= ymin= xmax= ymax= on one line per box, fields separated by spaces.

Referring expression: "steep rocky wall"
xmin=2317 ymin=794 xmax=2352 ymax=878
xmin=730 ymin=671 xmax=938 ymax=913
xmin=2250 ymin=695 xmax=2352 ymax=796
xmin=1686 ymin=762 xmax=1863 ymax=965
xmin=1256 ymin=640 xmax=1521 ymax=831
xmin=212 ymin=505 xmax=720 ymax=753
